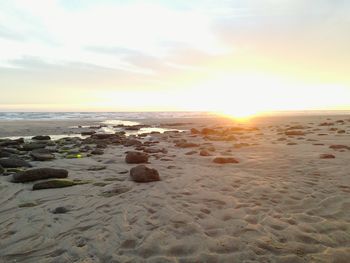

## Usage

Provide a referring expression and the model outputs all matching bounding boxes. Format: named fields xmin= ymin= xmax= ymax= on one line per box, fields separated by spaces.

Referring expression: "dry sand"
xmin=0 ymin=115 xmax=350 ymax=263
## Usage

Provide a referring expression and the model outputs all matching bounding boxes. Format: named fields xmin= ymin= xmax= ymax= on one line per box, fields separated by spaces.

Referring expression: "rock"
xmin=12 ymin=168 xmax=68 ymax=183
xmin=0 ymin=165 xmax=4 ymax=174
xmin=30 ymin=149 xmax=55 ymax=161
xmin=87 ymin=165 xmax=106 ymax=171
xmin=329 ymin=145 xmax=350 ymax=150
xmin=130 ymin=165 xmax=160 ymax=182
xmin=233 ymin=143 xmax=250 ymax=148
xmin=125 ymin=151 xmax=149 ymax=164
xmin=81 ymin=131 xmax=96 ymax=136
xmin=0 ymin=157 xmax=32 ymax=168
xmin=22 ymin=143 xmax=47 ymax=151
xmin=91 ymin=134 xmax=116 ymax=140
xmin=175 ymin=142 xmax=199 ymax=148
xmin=32 ymin=179 xmax=75 ymax=190
xmin=201 ymin=128 xmax=216 ymax=135
xmin=319 ymin=122 xmax=334 ymax=126
xmin=32 ymin=135 xmax=51 ymax=141
xmin=0 ymin=149 xmax=12 ymax=158
xmin=190 ymin=128 xmax=200 ymax=134
xmin=143 ymin=147 xmax=167 ymax=154
xmin=200 ymin=150 xmax=211 ymax=156
xmin=185 ymin=151 xmax=197 ymax=155
xmin=337 ymin=130 xmax=346 ymax=134
xmin=100 ymin=184 xmax=131 ymax=197
xmin=0 ymin=138 xmax=24 ymax=147
xmin=124 ymin=139 xmax=142 ymax=147
xmin=52 ymin=207 xmax=69 ymax=214
xmin=213 ymin=157 xmax=239 ymax=164
xmin=91 ymin=149 xmax=104 ymax=155
xmin=320 ymin=154 xmax=335 ymax=159
xmin=285 ymin=130 xmax=305 ymax=136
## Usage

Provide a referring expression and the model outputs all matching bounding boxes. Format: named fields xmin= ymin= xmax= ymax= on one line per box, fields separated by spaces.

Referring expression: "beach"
xmin=0 ymin=114 xmax=349 ymax=263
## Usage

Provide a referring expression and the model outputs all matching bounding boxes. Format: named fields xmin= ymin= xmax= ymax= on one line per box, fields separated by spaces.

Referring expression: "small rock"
xmin=125 ymin=151 xmax=149 ymax=164
xmin=0 ymin=157 xmax=32 ymax=168
xmin=190 ymin=128 xmax=200 ymax=134
xmin=320 ymin=154 xmax=335 ymax=159
xmin=175 ymin=142 xmax=199 ymax=148
xmin=87 ymin=165 xmax=106 ymax=171
xmin=81 ymin=131 xmax=96 ymax=136
xmin=91 ymin=149 xmax=104 ymax=155
xmin=22 ymin=143 xmax=47 ymax=151
xmin=285 ymin=130 xmax=305 ymax=136
xmin=13 ymin=168 xmax=68 ymax=183
xmin=52 ymin=207 xmax=69 ymax=214
xmin=32 ymin=135 xmax=51 ymax=141
xmin=185 ymin=151 xmax=197 ymax=155
xmin=30 ymin=149 xmax=55 ymax=161
xmin=130 ymin=165 xmax=160 ymax=182
xmin=33 ymin=179 xmax=75 ymax=190
xmin=329 ymin=145 xmax=350 ymax=150
xmin=213 ymin=157 xmax=239 ymax=164
xmin=200 ymin=150 xmax=211 ymax=156
xmin=124 ymin=139 xmax=142 ymax=147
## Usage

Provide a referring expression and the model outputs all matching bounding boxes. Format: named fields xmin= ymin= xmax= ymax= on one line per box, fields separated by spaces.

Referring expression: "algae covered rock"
xmin=32 ymin=179 xmax=75 ymax=190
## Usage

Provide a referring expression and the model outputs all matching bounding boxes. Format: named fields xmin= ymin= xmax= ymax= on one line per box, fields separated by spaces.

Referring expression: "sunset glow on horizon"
xmin=1 ymin=0 xmax=349 ymax=117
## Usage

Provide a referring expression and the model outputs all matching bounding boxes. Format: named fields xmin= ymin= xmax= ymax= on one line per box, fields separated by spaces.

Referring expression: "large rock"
xmin=130 ymin=165 xmax=160 ymax=182
xmin=32 ymin=179 xmax=75 ymax=190
xmin=30 ymin=149 xmax=55 ymax=161
xmin=213 ymin=157 xmax=239 ymax=164
xmin=32 ymin=135 xmax=51 ymax=141
xmin=125 ymin=151 xmax=149 ymax=164
xmin=0 ymin=157 xmax=32 ymax=168
xmin=12 ymin=168 xmax=68 ymax=183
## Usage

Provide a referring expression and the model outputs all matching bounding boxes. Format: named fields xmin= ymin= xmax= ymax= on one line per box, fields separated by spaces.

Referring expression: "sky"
xmin=0 ymin=0 xmax=349 ymax=115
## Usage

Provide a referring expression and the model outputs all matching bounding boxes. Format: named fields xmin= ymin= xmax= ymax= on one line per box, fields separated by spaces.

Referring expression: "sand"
xmin=0 ymin=115 xmax=350 ymax=263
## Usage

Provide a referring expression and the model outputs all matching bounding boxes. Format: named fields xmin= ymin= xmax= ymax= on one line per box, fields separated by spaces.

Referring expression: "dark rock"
xmin=175 ymin=142 xmax=199 ymax=148
xmin=81 ymin=131 xmax=96 ymax=136
xmin=32 ymin=179 xmax=75 ymax=190
xmin=30 ymin=149 xmax=55 ymax=161
xmin=319 ymin=122 xmax=334 ymax=126
xmin=91 ymin=134 xmax=116 ymax=140
xmin=337 ymin=130 xmax=346 ymax=134
xmin=185 ymin=151 xmax=197 ymax=155
xmin=91 ymin=149 xmax=104 ymax=155
xmin=12 ymin=168 xmax=68 ymax=183
xmin=0 ymin=165 xmax=4 ymax=174
xmin=213 ymin=157 xmax=239 ymax=164
xmin=32 ymin=135 xmax=51 ymax=141
xmin=200 ymin=150 xmax=211 ymax=156
xmin=52 ymin=207 xmax=69 ymax=214
xmin=201 ymin=128 xmax=216 ymax=135
xmin=0 ymin=157 xmax=32 ymax=168
xmin=329 ymin=145 xmax=350 ymax=150
xmin=143 ymin=147 xmax=167 ymax=154
xmin=285 ymin=130 xmax=305 ymax=136
xmin=0 ymin=149 xmax=12 ymax=158
xmin=22 ymin=143 xmax=47 ymax=151
xmin=87 ymin=165 xmax=106 ymax=171
xmin=125 ymin=151 xmax=149 ymax=164
xmin=320 ymin=154 xmax=335 ymax=159
xmin=0 ymin=138 xmax=24 ymax=147
xmin=124 ymin=139 xmax=142 ymax=147
xmin=190 ymin=128 xmax=200 ymax=134
xmin=130 ymin=165 xmax=160 ymax=182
